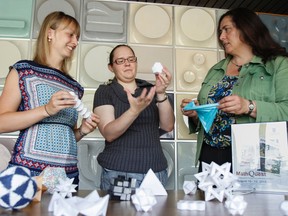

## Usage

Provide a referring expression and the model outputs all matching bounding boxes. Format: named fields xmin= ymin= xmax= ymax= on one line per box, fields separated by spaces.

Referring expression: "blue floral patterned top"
xmin=203 ymin=75 xmax=238 ymax=148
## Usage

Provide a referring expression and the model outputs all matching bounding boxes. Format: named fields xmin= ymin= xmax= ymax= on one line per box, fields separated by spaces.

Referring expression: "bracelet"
xmin=78 ymin=127 xmax=87 ymax=137
xmin=156 ymin=94 xmax=168 ymax=103
xmin=44 ymin=105 xmax=52 ymax=117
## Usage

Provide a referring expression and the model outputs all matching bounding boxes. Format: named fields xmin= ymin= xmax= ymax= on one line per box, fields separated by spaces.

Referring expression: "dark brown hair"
xmin=108 ymin=44 xmax=135 ymax=65
xmin=218 ymin=8 xmax=288 ymax=63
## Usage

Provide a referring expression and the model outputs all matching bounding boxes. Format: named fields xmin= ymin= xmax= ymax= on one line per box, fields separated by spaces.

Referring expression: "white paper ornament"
xmin=69 ymin=92 xmax=91 ymax=119
xmin=183 ymin=180 xmax=197 ymax=195
xmin=225 ymin=195 xmax=247 ymax=215
xmin=0 ymin=166 xmax=37 ymax=210
xmin=131 ymin=188 xmax=157 ymax=212
xmin=152 ymin=62 xmax=163 ymax=74
xmin=194 ymin=162 xmax=239 ymax=202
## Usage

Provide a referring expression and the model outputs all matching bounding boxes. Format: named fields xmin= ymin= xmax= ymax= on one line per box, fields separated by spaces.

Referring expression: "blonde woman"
xmin=0 ymin=12 xmax=100 ymax=184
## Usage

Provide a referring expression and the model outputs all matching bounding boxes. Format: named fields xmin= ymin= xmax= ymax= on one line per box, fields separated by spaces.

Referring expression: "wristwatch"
xmin=247 ymin=100 xmax=254 ymax=115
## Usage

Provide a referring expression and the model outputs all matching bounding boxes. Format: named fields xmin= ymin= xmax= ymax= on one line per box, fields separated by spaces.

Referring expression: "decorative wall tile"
xmin=160 ymin=93 xmax=175 ymax=140
xmin=130 ymin=45 xmax=174 ymax=90
xmin=33 ymin=0 xmax=81 ymax=38
xmin=0 ymin=0 xmax=33 ymax=38
xmin=175 ymin=7 xmax=217 ymax=48
xmin=161 ymin=142 xmax=175 ymax=190
xmin=0 ymin=138 xmax=17 ymax=156
xmin=129 ymin=3 xmax=173 ymax=45
xmin=177 ymin=141 xmax=198 ymax=189
xmin=0 ymin=138 xmax=18 ymax=172
xmin=0 ymin=40 xmax=30 ymax=85
xmin=81 ymin=0 xmax=127 ymax=42
xmin=78 ymin=140 xmax=104 ymax=189
xmin=78 ymin=89 xmax=103 ymax=138
xmin=176 ymin=94 xmax=198 ymax=140
xmin=78 ymin=43 xmax=113 ymax=88
xmin=175 ymin=48 xmax=217 ymax=92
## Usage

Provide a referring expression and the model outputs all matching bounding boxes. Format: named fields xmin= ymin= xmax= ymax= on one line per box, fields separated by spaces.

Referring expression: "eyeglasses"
xmin=113 ymin=56 xmax=137 ymax=65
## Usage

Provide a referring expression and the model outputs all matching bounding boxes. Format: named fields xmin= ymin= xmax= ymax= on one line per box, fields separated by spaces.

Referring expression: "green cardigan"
xmin=189 ymin=55 xmax=288 ymax=165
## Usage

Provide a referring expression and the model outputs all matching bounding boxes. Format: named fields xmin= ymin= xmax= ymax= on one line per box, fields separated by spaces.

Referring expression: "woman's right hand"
xmin=44 ymin=90 xmax=77 ymax=116
xmin=180 ymin=98 xmax=199 ymax=118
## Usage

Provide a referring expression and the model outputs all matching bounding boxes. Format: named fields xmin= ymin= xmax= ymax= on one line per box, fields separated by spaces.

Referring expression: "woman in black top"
xmin=93 ymin=44 xmax=175 ymax=190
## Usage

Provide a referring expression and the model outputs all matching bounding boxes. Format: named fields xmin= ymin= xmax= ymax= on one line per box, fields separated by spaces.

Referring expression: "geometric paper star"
xmin=54 ymin=178 xmax=77 ymax=198
xmin=194 ymin=162 xmax=239 ymax=202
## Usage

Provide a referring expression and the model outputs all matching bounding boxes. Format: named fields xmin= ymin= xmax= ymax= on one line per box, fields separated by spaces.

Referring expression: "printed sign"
xmin=232 ymin=121 xmax=288 ymax=193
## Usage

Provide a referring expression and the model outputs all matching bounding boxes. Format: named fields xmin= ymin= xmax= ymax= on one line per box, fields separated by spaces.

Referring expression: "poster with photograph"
xmin=231 ymin=121 xmax=288 ymax=193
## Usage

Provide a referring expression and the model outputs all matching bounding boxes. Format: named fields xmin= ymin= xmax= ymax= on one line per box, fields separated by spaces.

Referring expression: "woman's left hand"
xmin=155 ymin=66 xmax=172 ymax=94
xmin=218 ymin=95 xmax=250 ymax=115
xmin=79 ymin=113 xmax=100 ymax=135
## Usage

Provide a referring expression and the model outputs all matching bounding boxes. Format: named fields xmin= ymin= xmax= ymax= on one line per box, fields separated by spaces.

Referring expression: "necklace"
xmin=230 ymin=61 xmax=242 ymax=68
xmin=230 ymin=61 xmax=242 ymax=72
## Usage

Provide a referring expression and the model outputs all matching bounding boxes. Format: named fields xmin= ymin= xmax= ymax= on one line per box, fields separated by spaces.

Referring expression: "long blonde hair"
xmin=33 ymin=11 xmax=80 ymax=74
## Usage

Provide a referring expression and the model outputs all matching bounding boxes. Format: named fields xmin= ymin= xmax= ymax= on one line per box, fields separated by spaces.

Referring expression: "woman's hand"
xmin=79 ymin=113 xmax=100 ymax=135
xmin=125 ymin=86 xmax=156 ymax=115
xmin=155 ymin=66 xmax=172 ymax=94
xmin=180 ymin=98 xmax=199 ymax=118
xmin=218 ymin=95 xmax=250 ymax=115
xmin=44 ymin=90 xmax=77 ymax=116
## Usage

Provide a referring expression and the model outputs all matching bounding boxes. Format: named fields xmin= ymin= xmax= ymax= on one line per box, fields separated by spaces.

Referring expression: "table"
xmin=0 ymin=190 xmax=287 ymax=215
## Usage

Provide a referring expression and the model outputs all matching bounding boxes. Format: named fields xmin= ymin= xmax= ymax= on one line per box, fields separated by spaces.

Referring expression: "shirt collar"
xmin=214 ymin=55 xmax=271 ymax=75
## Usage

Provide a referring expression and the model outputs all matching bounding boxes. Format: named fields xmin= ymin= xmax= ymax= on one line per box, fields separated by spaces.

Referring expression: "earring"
xmin=48 ymin=37 xmax=51 ymax=42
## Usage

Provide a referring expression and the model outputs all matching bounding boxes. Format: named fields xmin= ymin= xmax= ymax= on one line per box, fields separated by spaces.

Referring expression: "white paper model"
xmin=69 ymin=92 xmax=91 ymax=119
xmin=152 ymin=62 xmax=163 ymax=74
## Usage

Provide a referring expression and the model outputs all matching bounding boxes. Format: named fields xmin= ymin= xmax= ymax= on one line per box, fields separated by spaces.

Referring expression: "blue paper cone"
xmin=183 ymin=101 xmax=219 ymax=132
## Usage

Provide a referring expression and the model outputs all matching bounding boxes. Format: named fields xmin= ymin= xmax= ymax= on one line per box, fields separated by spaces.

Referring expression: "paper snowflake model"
xmin=131 ymin=188 xmax=157 ymax=212
xmin=54 ymin=178 xmax=77 ymax=198
xmin=225 ymin=195 xmax=247 ymax=215
xmin=194 ymin=162 xmax=239 ymax=202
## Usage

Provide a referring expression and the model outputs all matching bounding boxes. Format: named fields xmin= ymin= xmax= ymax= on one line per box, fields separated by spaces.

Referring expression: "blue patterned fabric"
xmin=8 ymin=60 xmax=84 ymax=178
xmin=203 ymin=75 xmax=238 ymax=148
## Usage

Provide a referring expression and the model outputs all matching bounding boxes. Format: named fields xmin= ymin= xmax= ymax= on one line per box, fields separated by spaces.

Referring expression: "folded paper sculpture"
xmin=0 ymin=166 xmax=37 ymax=210
xmin=40 ymin=167 xmax=67 ymax=194
xmin=139 ymin=169 xmax=167 ymax=196
xmin=131 ymin=188 xmax=157 ymax=212
xmin=183 ymin=180 xmax=197 ymax=195
xmin=194 ymin=162 xmax=239 ymax=202
xmin=109 ymin=175 xmax=137 ymax=201
xmin=48 ymin=190 xmax=109 ymax=216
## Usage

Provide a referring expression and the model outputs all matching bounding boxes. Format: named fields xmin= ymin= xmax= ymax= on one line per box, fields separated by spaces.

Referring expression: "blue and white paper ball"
xmin=0 ymin=166 xmax=37 ymax=210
